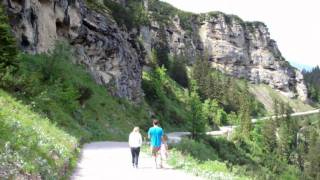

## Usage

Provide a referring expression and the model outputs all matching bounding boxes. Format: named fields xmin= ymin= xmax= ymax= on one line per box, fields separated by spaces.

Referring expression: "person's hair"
xmin=132 ymin=126 xmax=139 ymax=132
xmin=153 ymin=119 xmax=159 ymax=125
xmin=162 ymin=134 xmax=168 ymax=142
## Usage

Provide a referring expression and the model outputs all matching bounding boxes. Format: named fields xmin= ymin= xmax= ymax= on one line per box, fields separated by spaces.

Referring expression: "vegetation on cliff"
xmin=1 ymin=0 xmax=319 ymax=179
xmin=303 ymin=66 xmax=320 ymax=104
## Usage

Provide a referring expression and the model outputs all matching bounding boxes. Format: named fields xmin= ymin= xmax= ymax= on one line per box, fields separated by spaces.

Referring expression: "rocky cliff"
xmin=1 ymin=0 xmax=308 ymax=101
xmin=2 ymin=0 xmax=145 ymax=101
xmin=140 ymin=1 xmax=307 ymax=101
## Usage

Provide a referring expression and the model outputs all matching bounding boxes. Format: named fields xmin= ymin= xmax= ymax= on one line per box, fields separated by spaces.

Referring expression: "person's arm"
xmin=128 ymin=133 xmax=132 ymax=147
xmin=138 ymin=133 xmax=143 ymax=147
xmin=147 ymin=128 xmax=151 ymax=139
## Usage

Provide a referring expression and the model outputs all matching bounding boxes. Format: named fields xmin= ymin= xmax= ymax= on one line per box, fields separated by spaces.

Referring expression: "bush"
xmin=0 ymin=5 xmax=19 ymax=87
xmin=168 ymin=56 xmax=189 ymax=88
xmin=103 ymin=0 xmax=149 ymax=30
xmin=0 ymin=90 xmax=78 ymax=179
xmin=173 ymin=138 xmax=218 ymax=161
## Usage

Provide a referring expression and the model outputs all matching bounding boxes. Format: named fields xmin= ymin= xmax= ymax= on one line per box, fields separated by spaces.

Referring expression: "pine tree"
xmin=169 ymin=55 xmax=189 ymax=88
xmin=0 ymin=5 xmax=19 ymax=85
xmin=304 ymin=131 xmax=320 ymax=179
xmin=238 ymin=93 xmax=252 ymax=137
xmin=188 ymin=80 xmax=206 ymax=140
xmin=262 ymin=118 xmax=277 ymax=153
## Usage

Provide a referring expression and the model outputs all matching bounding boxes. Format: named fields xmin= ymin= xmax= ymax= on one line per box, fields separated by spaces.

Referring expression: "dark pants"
xmin=130 ymin=147 xmax=140 ymax=166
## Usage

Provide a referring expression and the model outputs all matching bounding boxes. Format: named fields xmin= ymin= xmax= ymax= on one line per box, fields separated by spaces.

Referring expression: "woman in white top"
xmin=128 ymin=127 xmax=142 ymax=168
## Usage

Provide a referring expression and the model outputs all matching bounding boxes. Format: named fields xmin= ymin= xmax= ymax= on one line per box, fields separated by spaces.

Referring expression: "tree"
xmin=192 ymin=58 xmax=211 ymax=99
xmin=304 ymin=131 xmax=320 ymax=179
xmin=168 ymin=55 xmax=189 ymax=88
xmin=202 ymin=99 xmax=219 ymax=128
xmin=261 ymin=118 xmax=277 ymax=153
xmin=151 ymin=26 xmax=170 ymax=69
xmin=302 ymin=66 xmax=320 ymax=102
xmin=238 ymin=93 xmax=252 ymax=137
xmin=0 ymin=5 xmax=19 ymax=86
xmin=188 ymin=80 xmax=206 ymax=140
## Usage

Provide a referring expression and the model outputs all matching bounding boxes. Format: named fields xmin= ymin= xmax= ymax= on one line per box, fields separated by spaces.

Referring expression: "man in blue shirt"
xmin=148 ymin=119 xmax=163 ymax=168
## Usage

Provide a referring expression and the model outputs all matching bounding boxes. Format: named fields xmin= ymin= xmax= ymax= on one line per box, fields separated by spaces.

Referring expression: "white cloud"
xmin=161 ymin=0 xmax=320 ymax=67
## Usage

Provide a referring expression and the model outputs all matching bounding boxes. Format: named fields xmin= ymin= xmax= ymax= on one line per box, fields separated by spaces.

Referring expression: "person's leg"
xmin=152 ymin=147 xmax=160 ymax=168
xmin=130 ymin=148 xmax=135 ymax=167
xmin=152 ymin=147 xmax=157 ymax=168
xmin=135 ymin=147 xmax=140 ymax=167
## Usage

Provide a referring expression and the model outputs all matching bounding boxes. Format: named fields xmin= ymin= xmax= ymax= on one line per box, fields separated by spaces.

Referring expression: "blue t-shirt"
xmin=148 ymin=126 xmax=163 ymax=147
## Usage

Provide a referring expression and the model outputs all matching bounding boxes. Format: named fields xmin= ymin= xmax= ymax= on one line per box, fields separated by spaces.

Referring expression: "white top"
xmin=128 ymin=132 xmax=142 ymax=148
xmin=160 ymin=142 xmax=168 ymax=159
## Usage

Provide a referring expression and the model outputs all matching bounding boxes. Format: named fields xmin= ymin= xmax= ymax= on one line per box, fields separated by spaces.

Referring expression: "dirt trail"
xmin=71 ymin=141 xmax=202 ymax=180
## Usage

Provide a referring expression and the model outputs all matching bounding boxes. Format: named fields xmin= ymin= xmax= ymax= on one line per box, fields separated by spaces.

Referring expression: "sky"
xmin=161 ymin=0 xmax=320 ymax=69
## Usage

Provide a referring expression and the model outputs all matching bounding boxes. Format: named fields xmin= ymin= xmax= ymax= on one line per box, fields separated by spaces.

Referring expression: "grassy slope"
xmin=0 ymin=44 xmax=151 ymax=178
xmin=10 ymin=45 xmax=151 ymax=143
xmin=249 ymin=84 xmax=314 ymax=113
xmin=142 ymin=68 xmax=191 ymax=131
xmin=0 ymin=90 xmax=78 ymax=179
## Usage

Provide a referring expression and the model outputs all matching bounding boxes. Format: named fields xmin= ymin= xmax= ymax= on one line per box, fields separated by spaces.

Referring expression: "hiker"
xmin=148 ymin=119 xmax=163 ymax=168
xmin=160 ymin=134 xmax=169 ymax=168
xmin=129 ymin=126 xmax=142 ymax=168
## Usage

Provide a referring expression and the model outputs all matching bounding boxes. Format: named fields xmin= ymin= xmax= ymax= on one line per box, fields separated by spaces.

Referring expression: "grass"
xmin=7 ymin=43 xmax=151 ymax=142
xmin=167 ymin=139 xmax=251 ymax=180
xmin=0 ymin=43 xmax=152 ymax=178
xmin=0 ymin=89 xmax=78 ymax=179
xmin=249 ymin=84 xmax=314 ymax=113
xmin=142 ymin=68 xmax=191 ymax=131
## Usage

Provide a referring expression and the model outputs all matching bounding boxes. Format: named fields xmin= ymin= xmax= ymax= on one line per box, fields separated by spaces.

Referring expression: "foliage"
xmin=168 ymin=139 xmax=250 ymax=180
xmin=142 ymin=67 xmax=190 ymax=130
xmin=173 ymin=138 xmax=218 ymax=161
xmin=150 ymin=27 xmax=171 ymax=69
xmin=148 ymin=0 xmax=195 ymax=32
xmin=302 ymin=66 xmax=320 ymax=103
xmin=0 ymin=90 xmax=78 ymax=179
xmin=192 ymin=58 xmax=266 ymax=120
xmin=241 ymin=101 xmax=320 ymax=179
xmin=238 ymin=96 xmax=252 ymax=138
xmin=188 ymin=80 xmax=206 ymax=139
xmin=6 ymin=42 xmax=150 ymax=142
xmin=103 ymin=0 xmax=149 ymax=30
xmin=0 ymin=5 xmax=19 ymax=87
xmin=168 ymin=55 xmax=189 ymax=88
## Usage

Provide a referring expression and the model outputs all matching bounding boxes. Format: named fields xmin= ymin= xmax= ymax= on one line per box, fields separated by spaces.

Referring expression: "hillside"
xmin=249 ymin=84 xmax=314 ymax=113
xmin=1 ymin=0 xmax=320 ymax=179
xmin=0 ymin=89 xmax=77 ymax=179
xmin=302 ymin=66 xmax=320 ymax=104
xmin=2 ymin=0 xmax=307 ymax=102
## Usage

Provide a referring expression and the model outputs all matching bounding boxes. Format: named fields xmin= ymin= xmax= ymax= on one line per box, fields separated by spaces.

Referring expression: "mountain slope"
xmin=1 ymin=0 xmax=308 ymax=102
xmin=0 ymin=89 xmax=78 ymax=179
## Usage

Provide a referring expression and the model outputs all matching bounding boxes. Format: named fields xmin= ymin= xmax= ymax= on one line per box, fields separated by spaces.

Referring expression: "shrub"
xmin=103 ymin=0 xmax=149 ymax=30
xmin=168 ymin=56 xmax=189 ymax=88
xmin=0 ymin=5 xmax=19 ymax=87
xmin=173 ymin=138 xmax=218 ymax=161
xmin=0 ymin=90 xmax=78 ymax=179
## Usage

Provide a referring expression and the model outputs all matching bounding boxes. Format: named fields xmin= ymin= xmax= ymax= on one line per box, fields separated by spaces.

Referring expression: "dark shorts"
xmin=151 ymin=146 xmax=160 ymax=156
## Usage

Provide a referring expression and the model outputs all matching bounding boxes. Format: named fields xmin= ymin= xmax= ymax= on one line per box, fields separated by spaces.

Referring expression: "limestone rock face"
xmin=3 ymin=0 xmax=145 ymax=101
xmin=141 ymin=11 xmax=307 ymax=101
xmin=2 ymin=0 xmax=308 ymax=101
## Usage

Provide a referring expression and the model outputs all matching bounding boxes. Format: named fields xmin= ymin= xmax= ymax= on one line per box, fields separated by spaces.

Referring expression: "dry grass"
xmin=249 ymin=84 xmax=314 ymax=113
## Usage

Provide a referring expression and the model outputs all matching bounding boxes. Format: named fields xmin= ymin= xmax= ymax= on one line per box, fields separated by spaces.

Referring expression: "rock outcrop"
xmin=3 ymin=0 xmax=145 ymax=101
xmin=2 ymin=0 xmax=308 ymax=101
xmin=141 ymin=6 xmax=307 ymax=101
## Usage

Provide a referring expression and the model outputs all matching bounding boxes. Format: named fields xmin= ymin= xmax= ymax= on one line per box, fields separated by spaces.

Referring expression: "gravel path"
xmin=71 ymin=141 xmax=202 ymax=180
